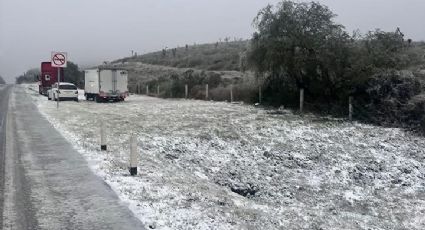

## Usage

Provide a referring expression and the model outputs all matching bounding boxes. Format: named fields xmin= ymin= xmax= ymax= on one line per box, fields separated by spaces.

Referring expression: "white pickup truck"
xmin=84 ymin=68 xmax=129 ymax=102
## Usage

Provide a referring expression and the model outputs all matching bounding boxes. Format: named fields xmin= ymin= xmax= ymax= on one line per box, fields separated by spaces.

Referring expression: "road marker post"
xmin=100 ymin=121 xmax=107 ymax=151
xmin=185 ymin=84 xmax=188 ymax=99
xmin=230 ymin=85 xmax=234 ymax=103
xmin=349 ymin=96 xmax=353 ymax=121
xmin=259 ymin=85 xmax=262 ymax=104
xmin=129 ymin=135 xmax=138 ymax=176
xmin=157 ymin=85 xmax=160 ymax=97
xmin=300 ymin=88 xmax=304 ymax=113
xmin=146 ymin=85 xmax=149 ymax=95
xmin=206 ymin=84 xmax=209 ymax=100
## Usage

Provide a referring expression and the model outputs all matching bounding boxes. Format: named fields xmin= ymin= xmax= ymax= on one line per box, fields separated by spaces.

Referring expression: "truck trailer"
xmin=84 ymin=68 xmax=129 ymax=102
xmin=39 ymin=62 xmax=64 ymax=96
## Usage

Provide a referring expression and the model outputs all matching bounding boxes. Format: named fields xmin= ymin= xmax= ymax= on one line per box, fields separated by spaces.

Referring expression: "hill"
xmin=106 ymin=40 xmax=257 ymax=102
xmin=105 ymin=61 xmax=256 ymax=101
xmin=0 ymin=75 xmax=5 ymax=84
xmin=114 ymin=40 xmax=250 ymax=72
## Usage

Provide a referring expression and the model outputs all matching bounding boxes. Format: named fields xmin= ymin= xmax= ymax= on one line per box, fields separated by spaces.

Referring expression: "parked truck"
xmin=39 ymin=62 xmax=64 ymax=96
xmin=84 ymin=68 xmax=129 ymax=102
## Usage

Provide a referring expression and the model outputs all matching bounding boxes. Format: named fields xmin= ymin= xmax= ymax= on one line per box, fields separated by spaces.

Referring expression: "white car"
xmin=48 ymin=82 xmax=79 ymax=102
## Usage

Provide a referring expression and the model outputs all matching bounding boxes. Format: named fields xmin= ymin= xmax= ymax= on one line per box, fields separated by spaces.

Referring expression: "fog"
xmin=1 ymin=0 xmax=424 ymax=83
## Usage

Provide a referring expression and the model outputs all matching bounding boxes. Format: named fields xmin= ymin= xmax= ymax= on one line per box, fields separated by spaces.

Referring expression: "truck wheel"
xmin=95 ymin=95 xmax=101 ymax=103
xmin=74 ymin=98 xmax=79 ymax=102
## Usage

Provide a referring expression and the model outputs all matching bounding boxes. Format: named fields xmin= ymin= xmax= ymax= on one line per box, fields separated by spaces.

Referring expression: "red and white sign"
xmin=51 ymin=52 xmax=68 ymax=68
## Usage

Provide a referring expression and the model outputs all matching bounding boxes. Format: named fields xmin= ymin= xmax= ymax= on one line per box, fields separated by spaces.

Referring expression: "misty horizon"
xmin=1 ymin=0 xmax=425 ymax=83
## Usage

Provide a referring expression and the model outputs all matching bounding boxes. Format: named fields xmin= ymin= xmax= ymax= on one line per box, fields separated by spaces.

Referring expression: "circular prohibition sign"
xmin=52 ymin=53 xmax=66 ymax=66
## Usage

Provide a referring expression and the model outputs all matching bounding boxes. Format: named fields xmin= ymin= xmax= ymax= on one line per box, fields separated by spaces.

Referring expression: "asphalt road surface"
xmin=0 ymin=84 xmax=12 ymax=228
xmin=0 ymin=85 xmax=145 ymax=229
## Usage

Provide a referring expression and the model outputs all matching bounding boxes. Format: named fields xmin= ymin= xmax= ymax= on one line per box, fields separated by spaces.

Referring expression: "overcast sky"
xmin=1 ymin=0 xmax=425 ymax=83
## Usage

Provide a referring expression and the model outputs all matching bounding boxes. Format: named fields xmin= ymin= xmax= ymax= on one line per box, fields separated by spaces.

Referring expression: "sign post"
xmin=51 ymin=52 xmax=68 ymax=108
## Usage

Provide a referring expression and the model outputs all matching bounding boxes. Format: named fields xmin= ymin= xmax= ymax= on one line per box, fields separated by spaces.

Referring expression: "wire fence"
xmin=130 ymin=81 xmax=425 ymax=133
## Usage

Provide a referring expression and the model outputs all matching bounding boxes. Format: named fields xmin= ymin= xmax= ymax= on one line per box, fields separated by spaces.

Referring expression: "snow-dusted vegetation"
xmin=25 ymin=85 xmax=424 ymax=230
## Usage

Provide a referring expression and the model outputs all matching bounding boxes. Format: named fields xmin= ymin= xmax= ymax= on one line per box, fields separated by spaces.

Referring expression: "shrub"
xmin=354 ymin=70 xmax=423 ymax=126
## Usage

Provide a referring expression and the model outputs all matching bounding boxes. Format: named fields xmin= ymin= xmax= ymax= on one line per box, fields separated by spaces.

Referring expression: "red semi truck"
xmin=39 ymin=62 xmax=64 ymax=96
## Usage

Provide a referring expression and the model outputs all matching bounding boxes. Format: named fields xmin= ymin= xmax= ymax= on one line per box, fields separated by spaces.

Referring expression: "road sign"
xmin=51 ymin=52 xmax=68 ymax=68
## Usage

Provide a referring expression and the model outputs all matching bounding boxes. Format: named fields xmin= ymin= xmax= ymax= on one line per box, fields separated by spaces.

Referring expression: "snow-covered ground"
xmin=24 ymin=84 xmax=424 ymax=229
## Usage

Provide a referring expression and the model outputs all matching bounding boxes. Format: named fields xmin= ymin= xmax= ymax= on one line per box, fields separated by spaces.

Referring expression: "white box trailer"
xmin=84 ymin=68 xmax=129 ymax=102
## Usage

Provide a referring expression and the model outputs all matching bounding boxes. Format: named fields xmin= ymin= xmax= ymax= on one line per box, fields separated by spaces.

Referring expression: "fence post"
xmin=146 ymin=85 xmax=149 ymax=95
xmin=300 ymin=88 xmax=304 ymax=113
xmin=185 ymin=84 xmax=188 ymax=99
xmin=349 ymin=96 xmax=353 ymax=121
xmin=100 ymin=121 xmax=107 ymax=151
xmin=129 ymin=135 xmax=138 ymax=176
xmin=157 ymin=85 xmax=160 ymax=97
xmin=206 ymin=84 xmax=209 ymax=100
xmin=230 ymin=85 xmax=234 ymax=103
xmin=259 ymin=85 xmax=262 ymax=104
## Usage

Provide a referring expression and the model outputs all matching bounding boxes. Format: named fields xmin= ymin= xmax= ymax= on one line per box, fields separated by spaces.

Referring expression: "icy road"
xmin=0 ymin=86 xmax=145 ymax=229
xmin=24 ymin=84 xmax=425 ymax=230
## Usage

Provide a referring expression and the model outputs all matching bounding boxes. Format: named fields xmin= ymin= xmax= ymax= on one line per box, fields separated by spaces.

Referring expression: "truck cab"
xmin=39 ymin=62 xmax=64 ymax=96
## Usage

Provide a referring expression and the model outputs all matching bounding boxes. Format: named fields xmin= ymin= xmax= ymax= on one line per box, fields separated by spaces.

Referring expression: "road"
xmin=0 ymin=85 xmax=145 ymax=229
xmin=0 ymin=85 xmax=12 ymax=228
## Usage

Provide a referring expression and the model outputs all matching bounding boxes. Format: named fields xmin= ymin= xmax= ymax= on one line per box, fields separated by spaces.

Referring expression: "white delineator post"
xmin=185 ymin=84 xmax=188 ymax=99
xmin=129 ymin=135 xmax=138 ymax=176
xmin=157 ymin=85 xmax=160 ymax=96
xmin=259 ymin=85 xmax=262 ymax=104
xmin=206 ymin=84 xmax=209 ymax=100
xmin=349 ymin=96 xmax=353 ymax=121
xmin=100 ymin=121 xmax=107 ymax=151
xmin=300 ymin=88 xmax=304 ymax=113
xmin=146 ymin=85 xmax=149 ymax=95
xmin=230 ymin=85 xmax=234 ymax=103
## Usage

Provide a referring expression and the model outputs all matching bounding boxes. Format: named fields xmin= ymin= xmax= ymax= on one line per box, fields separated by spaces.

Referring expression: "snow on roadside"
xmin=23 ymin=84 xmax=425 ymax=229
